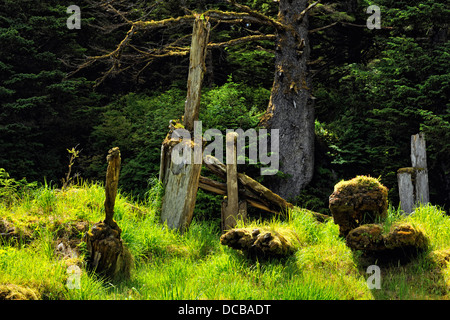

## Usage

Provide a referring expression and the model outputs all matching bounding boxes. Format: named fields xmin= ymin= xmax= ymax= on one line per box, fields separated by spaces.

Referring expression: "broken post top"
xmin=183 ymin=17 xmax=211 ymax=132
xmin=107 ymin=147 xmax=121 ymax=163
xmin=411 ymin=133 xmax=427 ymax=169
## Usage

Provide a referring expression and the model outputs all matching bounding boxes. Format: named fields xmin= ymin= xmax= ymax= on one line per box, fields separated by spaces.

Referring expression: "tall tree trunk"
xmin=261 ymin=0 xmax=314 ymax=199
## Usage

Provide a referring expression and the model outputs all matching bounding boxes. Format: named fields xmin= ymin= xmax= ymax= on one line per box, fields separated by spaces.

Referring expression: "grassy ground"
xmin=1 ymin=182 xmax=450 ymax=300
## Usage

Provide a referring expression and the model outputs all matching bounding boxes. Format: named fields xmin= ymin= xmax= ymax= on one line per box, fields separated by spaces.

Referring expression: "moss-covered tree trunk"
xmin=261 ymin=0 xmax=314 ymax=199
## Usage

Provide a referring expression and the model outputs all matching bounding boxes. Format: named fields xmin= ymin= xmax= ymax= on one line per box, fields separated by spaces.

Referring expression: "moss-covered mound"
xmin=346 ymin=222 xmax=428 ymax=262
xmin=0 ymin=284 xmax=40 ymax=300
xmin=220 ymin=227 xmax=300 ymax=259
xmin=329 ymin=176 xmax=388 ymax=236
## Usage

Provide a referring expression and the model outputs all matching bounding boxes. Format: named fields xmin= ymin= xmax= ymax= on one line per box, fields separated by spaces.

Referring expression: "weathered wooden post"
xmin=222 ymin=132 xmax=247 ymax=231
xmin=397 ymin=133 xmax=430 ymax=214
xmin=411 ymin=133 xmax=429 ymax=204
xmin=183 ymin=15 xmax=210 ymax=133
xmin=397 ymin=168 xmax=415 ymax=214
xmin=84 ymin=147 xmax=132 ymax=279
xmin=159 ymin=16 xmax=210 ymax=233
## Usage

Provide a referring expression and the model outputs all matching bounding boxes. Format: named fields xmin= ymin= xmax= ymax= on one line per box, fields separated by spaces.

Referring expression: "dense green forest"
xmin=1 ymin=0 xmax=449 ymax=214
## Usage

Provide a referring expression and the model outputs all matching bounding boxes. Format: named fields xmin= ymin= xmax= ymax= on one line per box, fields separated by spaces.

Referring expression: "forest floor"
xmin=1 ymin=182 xmax=450 ymax=300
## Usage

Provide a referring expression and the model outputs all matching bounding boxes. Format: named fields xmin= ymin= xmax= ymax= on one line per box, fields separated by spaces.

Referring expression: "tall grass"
xmin=1 ymin=182 xmax=450 ymax=300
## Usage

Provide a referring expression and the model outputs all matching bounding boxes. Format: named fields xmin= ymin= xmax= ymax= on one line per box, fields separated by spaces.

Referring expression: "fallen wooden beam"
xmin=203 ymin=155 xmax=292 ymax=213
xmin=199 ymin=175 xmax=226 ymax=195
xmin=198 ymin=175 xmax=278 ymax=214
xmin=246 ymin=198 xmax=278 ymax=214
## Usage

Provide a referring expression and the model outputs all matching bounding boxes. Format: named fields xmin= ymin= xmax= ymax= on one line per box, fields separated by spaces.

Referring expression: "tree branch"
xmin=69 ymin=5 xmax=284 ymax=86
xmin=226 ymin=0 xmax=288 ymax=30
xmin=208 ymin=34 xmax=276 ymax=48
xmin=296 ymin=1 xmax=320 ymax=23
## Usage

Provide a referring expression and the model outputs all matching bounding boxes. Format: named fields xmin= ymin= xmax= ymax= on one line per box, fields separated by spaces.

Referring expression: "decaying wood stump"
xmin=220 ymin=227 xmax=300 ymax=259
xmin=426 ymin=249 xmax=450 ymax=267
xmin=84 ymin=147 xmax=132 ymax=280
xmin=329 ymin=176 xmax=388 ymax=237
xmin=160 ymin=137 xmax=203 ymax=233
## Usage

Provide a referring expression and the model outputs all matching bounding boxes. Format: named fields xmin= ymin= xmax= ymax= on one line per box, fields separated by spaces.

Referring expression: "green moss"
xmin=0 ymin=284 xmax=40 ymax=300
xmin=333 ymin=176 xmax=388 ymax=202
xmin=397 ymin=167 xmax=426 ymax=174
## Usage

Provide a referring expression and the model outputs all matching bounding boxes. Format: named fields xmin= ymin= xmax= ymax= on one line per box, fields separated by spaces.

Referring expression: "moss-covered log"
xmin=220 ymin=227 xmax=300 ymax=258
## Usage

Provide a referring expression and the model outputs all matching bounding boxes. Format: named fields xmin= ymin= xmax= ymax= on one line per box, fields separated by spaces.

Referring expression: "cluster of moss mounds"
xmin=329 ymin=176 xmax=388 ymax=237
xmin=329 ymin=175 xmax=429 ymax=263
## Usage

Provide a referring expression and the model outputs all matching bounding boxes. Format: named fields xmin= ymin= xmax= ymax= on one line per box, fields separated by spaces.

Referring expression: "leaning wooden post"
xmin=159 ymin=16 xmax=210 ymax=233
xmin=183 ymin=15 xmax=211 ymax=132
xmin=84 ymin=147 xmax=131 ymax=280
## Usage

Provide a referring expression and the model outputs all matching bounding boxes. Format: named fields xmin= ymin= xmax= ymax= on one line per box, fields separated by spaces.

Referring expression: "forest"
xmin=1 ymin=0 xmax=448 ymax=211
xmin=0 ymin=0 xmax=449 ymax=302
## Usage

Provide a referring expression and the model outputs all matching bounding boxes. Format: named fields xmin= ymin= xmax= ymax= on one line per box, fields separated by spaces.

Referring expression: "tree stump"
xmin=84 ymin=147 xmax=131 ymax=280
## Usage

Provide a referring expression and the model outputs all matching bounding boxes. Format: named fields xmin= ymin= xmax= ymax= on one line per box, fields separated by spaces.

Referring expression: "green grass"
xmin=1 ymin=182 xmax=450 ymax=300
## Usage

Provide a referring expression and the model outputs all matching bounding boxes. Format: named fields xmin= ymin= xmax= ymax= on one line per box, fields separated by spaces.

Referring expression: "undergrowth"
xmin=1 ymin=181 xmax=450 ymax=300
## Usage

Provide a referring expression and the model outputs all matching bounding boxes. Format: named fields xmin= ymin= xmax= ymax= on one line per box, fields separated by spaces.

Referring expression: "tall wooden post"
xmin=160 ymin=16 xmax=210 ymax=233
xmin=184 ymin=16 xmax=211 ymax=132
xmin=398 ymin=133 xmax=430 ymax=214
xmin=411 ymin=133 xmax=429 ymax=204
xmin=222 ymin=132 xmax=239 ymax=231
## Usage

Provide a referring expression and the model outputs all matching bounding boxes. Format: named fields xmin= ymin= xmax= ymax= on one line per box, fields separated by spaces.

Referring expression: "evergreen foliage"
xmin=0 ymin=0 xmax=448 ymax=210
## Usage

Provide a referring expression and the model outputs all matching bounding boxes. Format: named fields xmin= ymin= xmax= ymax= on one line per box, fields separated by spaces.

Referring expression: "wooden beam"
xmin=203 ymin=154 xmax=292 ymax=213
xmin=199 ymin=175 xmax=226 ymax=195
